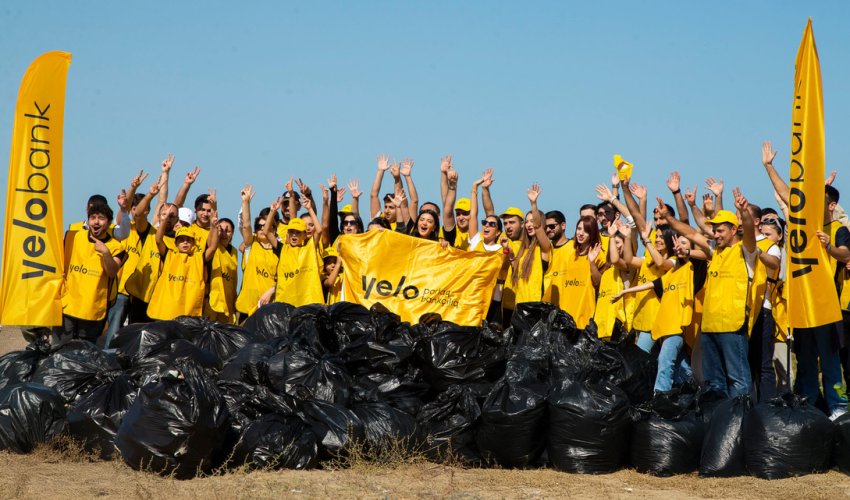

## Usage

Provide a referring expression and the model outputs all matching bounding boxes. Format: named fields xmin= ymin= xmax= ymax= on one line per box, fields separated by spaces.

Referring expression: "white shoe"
xmin=830 ymin=408 xmax=848 ymax=421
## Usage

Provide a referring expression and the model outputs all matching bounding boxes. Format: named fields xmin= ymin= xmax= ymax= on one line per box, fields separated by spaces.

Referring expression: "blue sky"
xmin=2 ymin=1 xmax=850 ymax=262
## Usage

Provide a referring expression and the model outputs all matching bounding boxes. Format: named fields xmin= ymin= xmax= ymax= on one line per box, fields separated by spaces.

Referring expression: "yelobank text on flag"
xmin=337 ymin=230 xmax=503 ymax=326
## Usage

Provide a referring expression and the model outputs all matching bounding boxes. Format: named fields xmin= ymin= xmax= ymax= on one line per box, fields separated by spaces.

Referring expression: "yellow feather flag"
xmin=787 ymin=20 xmax=841 ymax=328
xmin=0 ymin=52 xmax=71 ymax=327
xmin=337 ymin=230 xmax=503 ymax=326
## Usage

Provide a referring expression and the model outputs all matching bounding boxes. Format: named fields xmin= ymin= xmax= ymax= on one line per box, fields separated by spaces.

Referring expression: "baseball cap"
xmin=500 ymin=207 xmax=524 ymax=219
xmin=455 ymin=198 xmax=471 ymax=212
xmin=178 ymin=207 xmax=193 ymax=225
xmin=707 ymin=210 xmax=738 ymax=227
xmin=175 ymin=227 xmax=195 ymax=240
xmin=287 ymin=217 xmax=307 ymax=232
xmin=322 ymin=247 xmax=339 ymax=260
xmin=339 ymin=204 xmax=353 ymax=215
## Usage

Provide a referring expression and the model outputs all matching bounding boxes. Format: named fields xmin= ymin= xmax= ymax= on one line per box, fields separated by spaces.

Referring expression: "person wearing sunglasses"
xmin=544 ymin=211 xmax=568 ymax=249
xmin=234 ymin=186 xmax=281 ymax=322
xmin=467 ymin=169 xmax=503 ymax=253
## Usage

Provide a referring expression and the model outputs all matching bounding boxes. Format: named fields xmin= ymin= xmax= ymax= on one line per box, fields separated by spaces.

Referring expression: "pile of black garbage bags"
xmin=2 ymin=302 xmax=849 ymax=480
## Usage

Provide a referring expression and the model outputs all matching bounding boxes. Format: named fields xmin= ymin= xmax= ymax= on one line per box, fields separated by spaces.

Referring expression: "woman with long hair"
xmin=544 ymin=215 xmax=602 ymax=329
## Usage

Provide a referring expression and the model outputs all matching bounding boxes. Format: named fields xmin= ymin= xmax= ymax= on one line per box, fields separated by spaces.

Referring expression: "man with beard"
xmin=545 ymin=210 xmax=569 ymax=249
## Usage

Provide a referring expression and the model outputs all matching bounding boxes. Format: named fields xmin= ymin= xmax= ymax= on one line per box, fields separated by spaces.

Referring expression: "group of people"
xmin=58 ymin=143 xmax=850 ymax=418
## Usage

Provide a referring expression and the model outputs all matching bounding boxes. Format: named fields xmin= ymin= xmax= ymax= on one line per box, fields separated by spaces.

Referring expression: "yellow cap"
xmin=175 ymin=227 xmax=195 ymax=240
xmin=322 ymin=247 xmax=339 ymax=259
xmin=707 ymin=210 xmax=738 ymax=227
xmin=287 ymin=217 xmax=308 ymax=232
xmin=339 ymin=204 xmax=353 ymax=214
xmin=613 ymin=154 xmax=633 ymax=182
xmin=500 ymin=207 xmax=524 ymax=219
xmin=455 ymin=198 xmax=471 ymax=212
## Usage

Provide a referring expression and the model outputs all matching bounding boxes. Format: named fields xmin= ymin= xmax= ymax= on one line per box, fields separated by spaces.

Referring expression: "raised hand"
xmin=826 ymin=170 xmax=837 ymax=186
xmin=389 ymin=160 xmax=401 ymax=179
xmin=705 ymin=177 xmax=724 ymax=197
xmin=241 ymin=184 xmax=255 ymax=203
xmin=210 ymin=209 xmax=219 ymax=227
xmin=615 ymin=219 xmax=632 ymax=237
xmin=684 ymin=185 xmax=698 ymax=205
xmin=527 ymin=183 xmax=542 ymax=204
xmin=377 ymin=154 xmax=390 ymax=171
xmin=319 ymin=183 xmax=329 ymax=204
xmin=392 ymin=190 xmax=406 ymax=208
xmin=440 ymin=154 xmax=453 ymax=173
xmin=588 ymin=243 xmax=602 ymax=262
xmin=285 ymin=176 xmax=294 ymax=193
xmin=302 ymin=196 xmax=313 ymax=212
xmin=481 ymin=168 xmax=494 ymax=188
xmin=327 ymin=174 xmax=338 ymax=190
xmin=655 ymin=197 xmax=670 ymax=220
xmin=336 ymin=187 xmax=347 ymax=203
xmin=702 ymin=193 xmax=714 ymax=215
xmin=185 ymin=166 xmax=201 ymax=185
xmin=595 ymin=184 xmax=613 ymax=202
xmin=130 ymin=169 xmax=149 ymax=189
xmin=348 ymin=179 xmax=361 ymax=198
xmin=162 ymin=153 xmax=175 ymax=173
xmin=666 ymin=171 xmax=681 ymax=193
xmin=611 ymin=173 xmax=620 ymax=188
xmin=447 ymin=169 xmax=459 ymax=188
xmin=148 ymin=181 xmax=162 ymax=196
xmin=762 ymin=140 xmax=778 ymax=167
xmin=640 ymin=224 xmax=652 ymax=242
xmin=208 ymin=188 xmax=218 ymax=210
xmin=732 ymin=187 xmax=748 ymax=211
xmin=296 ymin=178 xmax=312 ymax=197
xmin=400 ymin=158 xmax=414 ymax=176
xmin=629 ymin=182 xmax=647 ymax=200
xmin=117 ymin=189 xmax=127 ymax=209
xmin=270 ymin=196 xmax=283 ymax=212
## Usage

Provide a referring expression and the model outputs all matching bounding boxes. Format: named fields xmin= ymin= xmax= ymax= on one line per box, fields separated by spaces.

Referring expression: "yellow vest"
xmin=191 ymin=223 xmax=210 ymax=254
xmin=62 ymin=231 xmax=125 ymax=321
xmin=454 ymin=228 xmax=470 ymax=251
xmin=684 ymin=288 xmax=704 ymax=348
xmin=651 ymin=260 xmax=694 ymax=340
xmin=117 ymin=223 xmax=141 ymax=295
xmin=147 ymin=247 xmax=206 ymax=320
xmin=207 ymin=244 xmax=238 ymax=321
xmin=326 ymin=275 xmax=343 ymax=305
xmin=275 ymin=242 xmax=323 ymax=306
xmin=702 ymin=241 xmax=751 ymax=333
xmin=504 ymin=244 xmax=544 ymax=308
xmin=632 ymin=257 xmax=665 ymax=331
xmin=545 ymin=240 xmax=596 ymax=329
xmin=124 ymin=230 xmax=169 ymax=303
xmin=500 ymin=239 xmax=524 ymax=310
xmin=594 ymin=265 xmax=626 ymax=338
xmin=235 ymin=236 xmax=279 ymax=315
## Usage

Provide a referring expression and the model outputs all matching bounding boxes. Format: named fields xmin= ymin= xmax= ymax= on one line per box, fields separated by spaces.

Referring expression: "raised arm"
xmin=239 ymin=184 xmax=254 ymax=250
xmin=468 ymin=170 xmax=489 ymax=240
xmin=325 ymin=178 xmax=338 ymax=246
xmin=348 ymin=179 xmax=361 ymax=217
xmin=323 ymin=256 xmax=343 ymax=287
xmin=302 ymin=196 xmax=323 ymax=245
xmin=528 ymin=184 xmax=551 ymax=255
xmin=400 ymin=158 xmax=419 ymax=217
xmin=761 ymin=140 xmax=790 ymax=205
xmin=658 ymin=197 xmax=712 ymax=255
xmin=204 ymin=210 xmax=220 ymax=261
xmin=284 ymin=177 xmax=297 ymax=222
xmin=481 ymin=168 xmax=496 ymax=216
xmin=705 ymin=176 xmax=725 ymax=212
xmin=588 ymin=243 xmax=603 ymax=288
xmin=443 ymin=167 xmax=458 ymax=231
xmin=639 ymin=225 xmax=674 ymax=272
xmin=684 ymin=185 xmax=712 ymax=236
xmin=439 ymin=155 xmax=451 ymax=207
xmin=133 ymin=181 xmax=161 ymax=234
xmin=595 ymin=184 xmax=632 ymax=219
xmin=733 ymin=188 xmax=756 ymax=254
xmin=153 ymin=154 xmax=173 ymax=223
xmin=622 ymin=179 xmax=648 ymax=234
xmin=173 ymin=166 xmax=200 ymax=208
xmin=370 ymin=154 xmax=390 ymax=218
xmin=263 ymin=197 xmax=283 ymax=251
xmin=666 ymin=171 xmax=689 ymax=224
xmin=155 ymin=207 xmax=171 ymax=256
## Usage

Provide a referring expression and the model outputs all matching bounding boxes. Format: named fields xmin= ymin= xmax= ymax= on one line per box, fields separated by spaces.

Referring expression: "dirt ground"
xmin=3 ymin=327 xmax=850 ymax=499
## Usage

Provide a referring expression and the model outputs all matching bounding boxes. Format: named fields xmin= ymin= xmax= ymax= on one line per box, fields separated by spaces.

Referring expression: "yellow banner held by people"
xmin=337 ymin=230 xmax=503 ymax=326
xmin=0 ymin=51 xmax=71 ymax=327
xmin=787 ymin=20 xmax=841 ymax=328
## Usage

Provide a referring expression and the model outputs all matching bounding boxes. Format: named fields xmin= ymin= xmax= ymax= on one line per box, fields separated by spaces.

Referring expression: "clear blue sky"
xmin=2 ymin=1 xmax=850 ymax=266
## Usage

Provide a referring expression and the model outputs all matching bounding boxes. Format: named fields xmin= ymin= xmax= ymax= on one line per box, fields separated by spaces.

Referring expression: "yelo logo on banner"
xmin=0 ymin=51 xmax=71 ymax=327
xmin=337 ymin=230 xmax=503 ymax=326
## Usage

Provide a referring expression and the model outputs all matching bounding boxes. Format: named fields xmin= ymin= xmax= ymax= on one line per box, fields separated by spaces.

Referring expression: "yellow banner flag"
xmin=787 ymin=20 xmax=841 ymax=328
xmin=0 ymin=51 xmax=71 ymax=327
xmin=337 ymin=230 xmax=503 ymax=326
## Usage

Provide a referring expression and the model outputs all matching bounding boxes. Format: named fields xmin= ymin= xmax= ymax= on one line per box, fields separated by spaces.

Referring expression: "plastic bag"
xmin=630 ymin=389 xmax=705 ymax=476
xmin=31 ymin=347 xmax=123 ymax=403
xmin=267 ymin=351 xmax=351 ymax=404
xmin=600 ymin=333 xmax=656 ymax=405
xmin=219 ymin=343 xmax=274 ymax=385
xmin=700 ymin=395 xmax=752 ymax=477
xmin=352 ymin=401 xmax=420 ymax=451
xmin=833 ymin=413 xmax=850 ymax=474
xmin=67 ymin=374 xmax=138 ymax=459
xmin=174 ymin=316 xmax=255 ymax=363
xmin=242 ymin=302 xmax=295 ymax=341
xmin=743 ymin=394 xmax=833 ymax=479
xmin=352 ymin=371 xmax=429 ymax=416
xmin=0 ymin=339 xmax=51 ymax=392
xmin=417 ymin=384 xmax=483 ymax=464
xmin=0 ymin=383 xmax=67 ymax=453
xmin=115 ymin=360 xmax=230 ymax=479
xmin=475 ymin=377 xmax=547 ymax=468
xmin=301 ymin=399 xmax=365 ymax=457
xmin=548 ymin=378 xmax=631 ymax=473
xmin=230 ymin=413 xmax=318 ymax=470
xmin=128 ymin=339 xmax=221 ymax=386
xmin=218 ymin=380 xmax=298 ymax=434
xmin=109 ymin=321 xmax=187 ymax=362
xmin=288 ymin=304 xmax=339 ymax=355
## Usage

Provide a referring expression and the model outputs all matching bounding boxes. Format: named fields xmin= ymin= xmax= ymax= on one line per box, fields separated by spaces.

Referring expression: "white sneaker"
xmin=830 ymin=408 xmax=848 ymax=422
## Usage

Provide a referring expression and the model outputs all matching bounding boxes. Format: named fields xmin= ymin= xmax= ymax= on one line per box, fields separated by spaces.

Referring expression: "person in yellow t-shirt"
xmin=235 ymin=185 xmax=281 ymax=322
xmin=147 ymin=206 xmax=220 ymax=320
xmin=59 ymin=201 xmax=127 ymax=345
xmin=204 ymin=217 xmax=238 ymax=323
xmin=322 ymin=247 xmax=344 ymax=305
xmin=594 ymin=220 xmax=636 ymax=339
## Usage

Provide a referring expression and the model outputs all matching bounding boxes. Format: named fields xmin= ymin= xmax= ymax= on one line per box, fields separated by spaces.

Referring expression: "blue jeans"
xmin=701 ymin=328 xmax=751 ymax=398
xmin=637 ymin=331 xmax=655 ymax=353
xmin=655 ymin=335 xmax=693 ymax=392
xmin=104 ymin=293 xmax=130 ymax=349
xmin=794 ymin=323 xmax=847 ymax=413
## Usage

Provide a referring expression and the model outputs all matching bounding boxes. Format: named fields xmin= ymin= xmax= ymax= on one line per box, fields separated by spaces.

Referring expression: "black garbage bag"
xmin=0 ymin=339 xmax=51 ymax=391
xmin=548 ymin=378 xmax=631 ymax=473
xmin=115 ymin=360 xmax=230 ymax=479
xmin=697 ymin=390 xmax=729 ymax=424
xmin=352 ymin=371 xmax=429 ymax=416
xmin=327 ymin=301 xmax=375 ymax=348
xmin=417 ymin=384 xmax=482 ymax=464
xmin=287 ymin=304 xmax=339 ymax=355
xmin=31 ymin=347 xmax=123 ymax=403
xmin=128 ymin=339 xmax=220 ymax=386
xmin=109 ymin=321 xmax=187 ymax=363
xmin=301 ymin=399 xmax=365 ymax=457
xmin=700 ymin=395 xmax=753 ymax=477
xmin=230 ymin=413 xmax=318 ymax=470
xmin=218 ymin=380 xmax=298 ymax=435
xmin=833 ymin=413 xmax=850 ymax=474
xmin=267 ymin=351 xmax=351 ymax=404
xmin=630 ymin=388 xmax=705 ymax=476
xmin=413 ymin=320 xmax=510 ymax=393
xmin=67 ymin=374 xmax=138 ymax=459
xmin=743 ymin=394 xmax=833 ymax=479
xmin=219 ymin=343 xmax=274 ymax=385
xmin=0 ymin=383 xmax=67 ymax=453
xmin=242 ymin=302 xmax=295 ymax=341
xmin=352 ymin=401 xmax=420 ymax=451
xmin=599 ymin=333 xmax=657 ymax=405
xmin=174 ymin=316 xmax=254 ymax=363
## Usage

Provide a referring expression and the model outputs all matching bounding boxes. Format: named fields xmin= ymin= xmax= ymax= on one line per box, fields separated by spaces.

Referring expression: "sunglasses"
xmin=341 ymin=220 xmax=357 ymax=226
xmin=545 ymin=223 xmax=558 ymax=230
xmin=481 ymin=220 xmax=498 ymax=228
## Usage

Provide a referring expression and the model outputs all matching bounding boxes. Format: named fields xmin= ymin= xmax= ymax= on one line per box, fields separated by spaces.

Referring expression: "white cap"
xmin=178 ymin=207 xmax=194 ymax=224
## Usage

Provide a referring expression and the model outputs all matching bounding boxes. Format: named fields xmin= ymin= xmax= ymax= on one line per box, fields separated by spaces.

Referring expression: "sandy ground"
xmin=3 ymin=327 xmax=850 ymax=499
